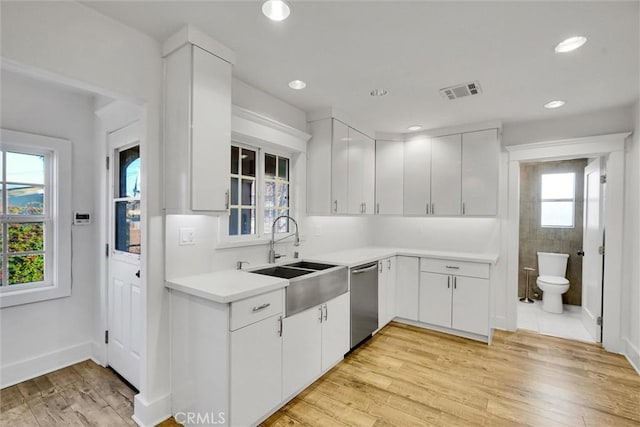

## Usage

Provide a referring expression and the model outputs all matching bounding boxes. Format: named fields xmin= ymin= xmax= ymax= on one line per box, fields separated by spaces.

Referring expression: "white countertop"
xmin=165 ymin=270 xmax=288 ymax=304
xmin=308 ymin=246 xmax=499 ymax=268
xmin=165 ymin=246 xmax=498 ymax=303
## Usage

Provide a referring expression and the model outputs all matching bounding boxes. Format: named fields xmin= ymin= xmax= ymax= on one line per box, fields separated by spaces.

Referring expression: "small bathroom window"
xmin=540 ymin=172 xmax=575 ymax=228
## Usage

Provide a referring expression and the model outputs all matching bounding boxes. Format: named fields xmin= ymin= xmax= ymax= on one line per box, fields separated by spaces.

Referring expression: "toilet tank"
xmin=537 ymin=252 xmax=569 ymax=277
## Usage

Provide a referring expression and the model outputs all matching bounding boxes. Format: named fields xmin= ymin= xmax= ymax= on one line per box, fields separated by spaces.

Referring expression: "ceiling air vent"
xmin=440 ymin=81 xmax=482 ymax=100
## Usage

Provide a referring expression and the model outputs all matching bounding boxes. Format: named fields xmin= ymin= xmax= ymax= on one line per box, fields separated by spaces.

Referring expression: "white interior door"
xmin=108 ymin=122 xmax=142 ymax=389
xmin=581 ymin=158 xmax=604 ymax=342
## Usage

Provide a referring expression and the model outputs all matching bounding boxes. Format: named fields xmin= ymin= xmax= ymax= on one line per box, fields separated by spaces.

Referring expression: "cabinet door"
xmin=375 ymin=140 xmax=404 ymax=215
xmin=230 ymin=314 xmax=282 ymax=427
xmin=307 ymin=119 xmax=333 ymax=215
xmin=386 ymin=257 xmax=397 ymax=324
xmin=347 ymin=127 xmax=365 ymax=214
xmin=331 ymin=120 xmax=349 ymax=214
xmin=430 ymin=134 xmax=461 ymax=216
xmin=403 ymin=137 xmax=431 ymax=215
xmin=361 ymin=134 xmax=376 ymax=215
xmin=191 ymin=46 xmax=231 ymax=211
xmin=419 ymin=272 xmax=452 ymax=328
xmin=282 ymin=306 xmax=322 ymax=398
xmin=452 ymin=276 xmax=489 ymax=336
xmin=321 ymin=293 xmax=350 ymax=372
xmin=395 ymin=256 xmax=419 ymax=320
xmin=377 ymin=260 xmax=387 ymax=329
xmin=462 ymin=129 xmax=499 ymax=216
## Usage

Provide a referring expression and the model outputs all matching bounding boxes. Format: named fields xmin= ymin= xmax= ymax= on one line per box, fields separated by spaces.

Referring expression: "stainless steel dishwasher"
xmin=350 ymin=262 xmax=379 ymax=348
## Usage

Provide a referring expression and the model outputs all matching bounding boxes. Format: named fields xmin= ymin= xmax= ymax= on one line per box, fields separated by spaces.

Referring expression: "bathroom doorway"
xmin=516 ymin=157 xmax=602 ymax=343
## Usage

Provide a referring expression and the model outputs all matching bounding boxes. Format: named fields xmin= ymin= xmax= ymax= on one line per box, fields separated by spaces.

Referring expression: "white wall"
xmin=0 ymin=70 xmax=98 ymax=386
xmin=1 ymin=2 xmax=167 ymax=423
xmin=503 ymin=104 xmax=635 ymax=146
xmin=622 ymin=102 xmax=640 ymax=372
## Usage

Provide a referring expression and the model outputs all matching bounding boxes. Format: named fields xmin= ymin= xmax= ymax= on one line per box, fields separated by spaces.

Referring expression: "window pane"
xmin=241 ymin=179 xmax=255 ymax=206
xmin=230 ymin=177 xmax=239 ymax=205
xmin=278 ymin=157 xmax=289 ymax=179
xmin=240 ymin=209 xmax=255 ymax=235
xmin=119 ymin=146 xmax=140 ymax=198
xmin=115 ymin=200 xmax=141 ymax=254
xmin=264 ymin=209 xmax=276 ymax=234
xmin=276 ymin=210 xmax=290 ymax=233
xmin=8 ymin=223 xmax=44 ymax=252
xmin=0 ymin=256 xmax=3 ymax=286
xmin=265 ymin=181 xmax=275 ymax=208
xmin=265 ymin=154 xmax=276 ymax=177
xmin=541 ymin=173 xmax=575 ymax=200
xmin=241 ymin=149 xmax=256 ymax=177
xmin=541 ymin=201 xmax=574 ymax=227
xmin=231 ymin=146 xmax=239 ymax=175
xmin=6 ymin=152 xmax=45 ymax=184
xmin=277 ymin=183 xmax=289 ymax=208
xmin=229 ymin=208 xmax=239 ymax=235
xmin=7 ymin=184 xmax=44 ymax=215
xmin=8 ymin=254 xmax=44 ymax=285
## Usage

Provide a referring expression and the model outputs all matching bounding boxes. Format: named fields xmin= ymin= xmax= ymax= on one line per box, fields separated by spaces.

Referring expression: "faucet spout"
xmin=268 ymin=215 xmax=300 ymax=263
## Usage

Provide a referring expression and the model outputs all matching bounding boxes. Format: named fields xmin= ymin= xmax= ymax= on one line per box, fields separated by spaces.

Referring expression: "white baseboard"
xmin=394 ymin=318 xmax=489 ymax=343
xmin=1 ymin=341 xmax=93 ymax=388
xmin=133 ymin=393 xmax=172 ymax=427
xmin=91 ymin=340 xmax=107 ymax=367
xmin=623 ymin=337 xmax=640 ymax=376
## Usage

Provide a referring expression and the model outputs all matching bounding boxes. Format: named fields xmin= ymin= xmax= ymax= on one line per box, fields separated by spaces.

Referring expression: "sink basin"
xmin=249 ymin=261 xmax=348 ymax=316
xmin=284 ymin=261 xmax=336 ymax=271
xmin=251 ymin=266 xmax=314 ymax=279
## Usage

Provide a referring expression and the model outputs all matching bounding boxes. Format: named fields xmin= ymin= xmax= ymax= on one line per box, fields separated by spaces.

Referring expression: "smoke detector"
xmin=440 ymin=81 xmax=482 ymax=100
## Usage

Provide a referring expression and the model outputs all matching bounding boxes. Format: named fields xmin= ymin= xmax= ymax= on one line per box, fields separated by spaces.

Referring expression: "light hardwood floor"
xmin=264 ymin=322 xmax=640 ymax=427
xmin=2 ymin=323 xmax=638 ymax=426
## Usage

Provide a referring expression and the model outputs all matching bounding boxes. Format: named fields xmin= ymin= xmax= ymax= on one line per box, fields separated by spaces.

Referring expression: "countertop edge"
xmin=165 ymin=278 xmax=288 ymax=304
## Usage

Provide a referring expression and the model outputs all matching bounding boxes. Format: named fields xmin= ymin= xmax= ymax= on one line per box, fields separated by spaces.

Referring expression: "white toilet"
xmin=536 ymin=252 xmax=570 ymax=314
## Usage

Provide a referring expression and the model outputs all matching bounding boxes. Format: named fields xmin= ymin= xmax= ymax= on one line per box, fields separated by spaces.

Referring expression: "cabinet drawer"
xmin=230 ymin=289 xmax=283 ymax=331
xmin=420 ymin=258 xmax=489 ymax=279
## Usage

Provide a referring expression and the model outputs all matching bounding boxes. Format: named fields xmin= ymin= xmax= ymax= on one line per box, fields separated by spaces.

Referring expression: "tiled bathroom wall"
xmin=519 ymin=159 xmax=588 ymax=305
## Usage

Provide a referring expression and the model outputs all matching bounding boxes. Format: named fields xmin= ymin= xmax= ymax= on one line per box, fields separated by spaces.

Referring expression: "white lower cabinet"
xmin=395 ymin=256 xmax=419 ymax=321
xmin=378 ymin=257 xmax=397 ymax=329
xmin=283 ymin=292 xmax=350 ymax=398
xmin=230 ymin=314 xmax=283 ymax=427
xmin=419 ymin=258 xmax=490 ymax=337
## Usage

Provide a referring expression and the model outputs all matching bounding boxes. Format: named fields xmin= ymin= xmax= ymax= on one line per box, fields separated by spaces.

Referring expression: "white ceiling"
xmin=83 ymin=1 xmax=639 ymax=133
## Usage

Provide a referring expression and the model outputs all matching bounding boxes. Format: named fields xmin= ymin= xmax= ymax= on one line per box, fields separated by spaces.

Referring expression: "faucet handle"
xmin=237 ymin=261 xmax=250 ymax=270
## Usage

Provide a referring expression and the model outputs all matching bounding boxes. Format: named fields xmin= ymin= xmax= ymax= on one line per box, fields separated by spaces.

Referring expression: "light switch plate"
xmin=179 ymin=228 xmax=196 ymax=246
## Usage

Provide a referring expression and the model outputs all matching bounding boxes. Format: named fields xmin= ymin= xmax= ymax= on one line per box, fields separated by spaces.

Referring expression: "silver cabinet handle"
xmin=376 ymin=203 xmax=380 ymax=214
xmin=445 ymin=265 xmax=460 ymax=270
xmin=387 ymin=259 xmax=391 ymax=270
xmin=224 ymin=190 xmax=230 ymax=210
xmin=252 ymin=303 xmax=271 ymax=312
xmin=447 ymin=276 xmax=450 ymax=289
xmin=454 ymin=276 xmax=457 ymax=289
xmin=278 ymin=316 xmax=283 ymax=336
xmin=431 ymin=203 xmax=435 ymax=215
xmin=462 ymin=202 xmax=466 ymax=215
xmin=333 ymin=200 xmax=338 ymax=213
xmin=379 ymin=262 xmax=383 ymax=273
xmin=323 ymin=304 xmax=328 ymax=321
xmin=352 ymin=265 xmax=378 ymax=274
xmin=364 ymin=202 xmax=367 ymax=213
xmin=426 ymin=203 xmax=429 ymax=215
xmin=318 ymin=306 xmax=324 ymax=322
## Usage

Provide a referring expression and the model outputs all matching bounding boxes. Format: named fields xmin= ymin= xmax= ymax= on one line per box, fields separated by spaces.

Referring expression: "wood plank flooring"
xmin=2 ymin=323 xmax=638 ymax=426
xmin=263 ymin=322 xmax=640 ymax=427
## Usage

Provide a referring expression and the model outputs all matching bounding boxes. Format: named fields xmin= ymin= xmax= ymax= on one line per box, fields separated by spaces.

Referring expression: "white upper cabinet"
xmin=430 ymin=134 xmax=462 ymax=216
xmin=461 ymin=129 xmax=499 ymax=216
xmin=403 ymin=136 xmax=431 ymax=216
xmin=307 ymin=118 xmax=375 ymax=215
xmin=164 ymin=44 xmax=232 ymax=213
xmin=331 ymin=120 xmax=350 ymax=215
xmin=375 ymin=140 xmax=404 ymax=215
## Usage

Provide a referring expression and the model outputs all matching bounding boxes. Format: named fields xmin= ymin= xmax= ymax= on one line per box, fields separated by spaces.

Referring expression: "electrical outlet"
xmin=179 ymin=228 xmax=196 ymax=246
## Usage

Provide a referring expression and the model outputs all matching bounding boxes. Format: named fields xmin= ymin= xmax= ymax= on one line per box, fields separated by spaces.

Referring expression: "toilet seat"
xmin=537 ymin=275 xmax=569 ymax=285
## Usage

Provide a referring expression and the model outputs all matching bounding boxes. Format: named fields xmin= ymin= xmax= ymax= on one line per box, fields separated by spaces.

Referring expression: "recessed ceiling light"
xmin=407 ymin=125 xmax=423 ymax=132
xmin=288 ymin=80 xmax=306 ymax=90
xmin=555 ymin=36 xmax=587 ymax=53
xmin=370 ymin=88 xmax=388 ymax=97
xmin=544 ymin=100 xmax=566 ymax=109
xmin=262 ymin=0 xmax=291 ymax=21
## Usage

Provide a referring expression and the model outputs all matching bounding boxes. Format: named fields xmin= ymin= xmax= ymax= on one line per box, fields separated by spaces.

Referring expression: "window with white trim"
xmin=540 ymin=172 xmax=575 ymax=228
xmin=0 ymin=129 xmax=71 ymax=307
xmin=228 ymin=143 xmax=291 ymax=239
